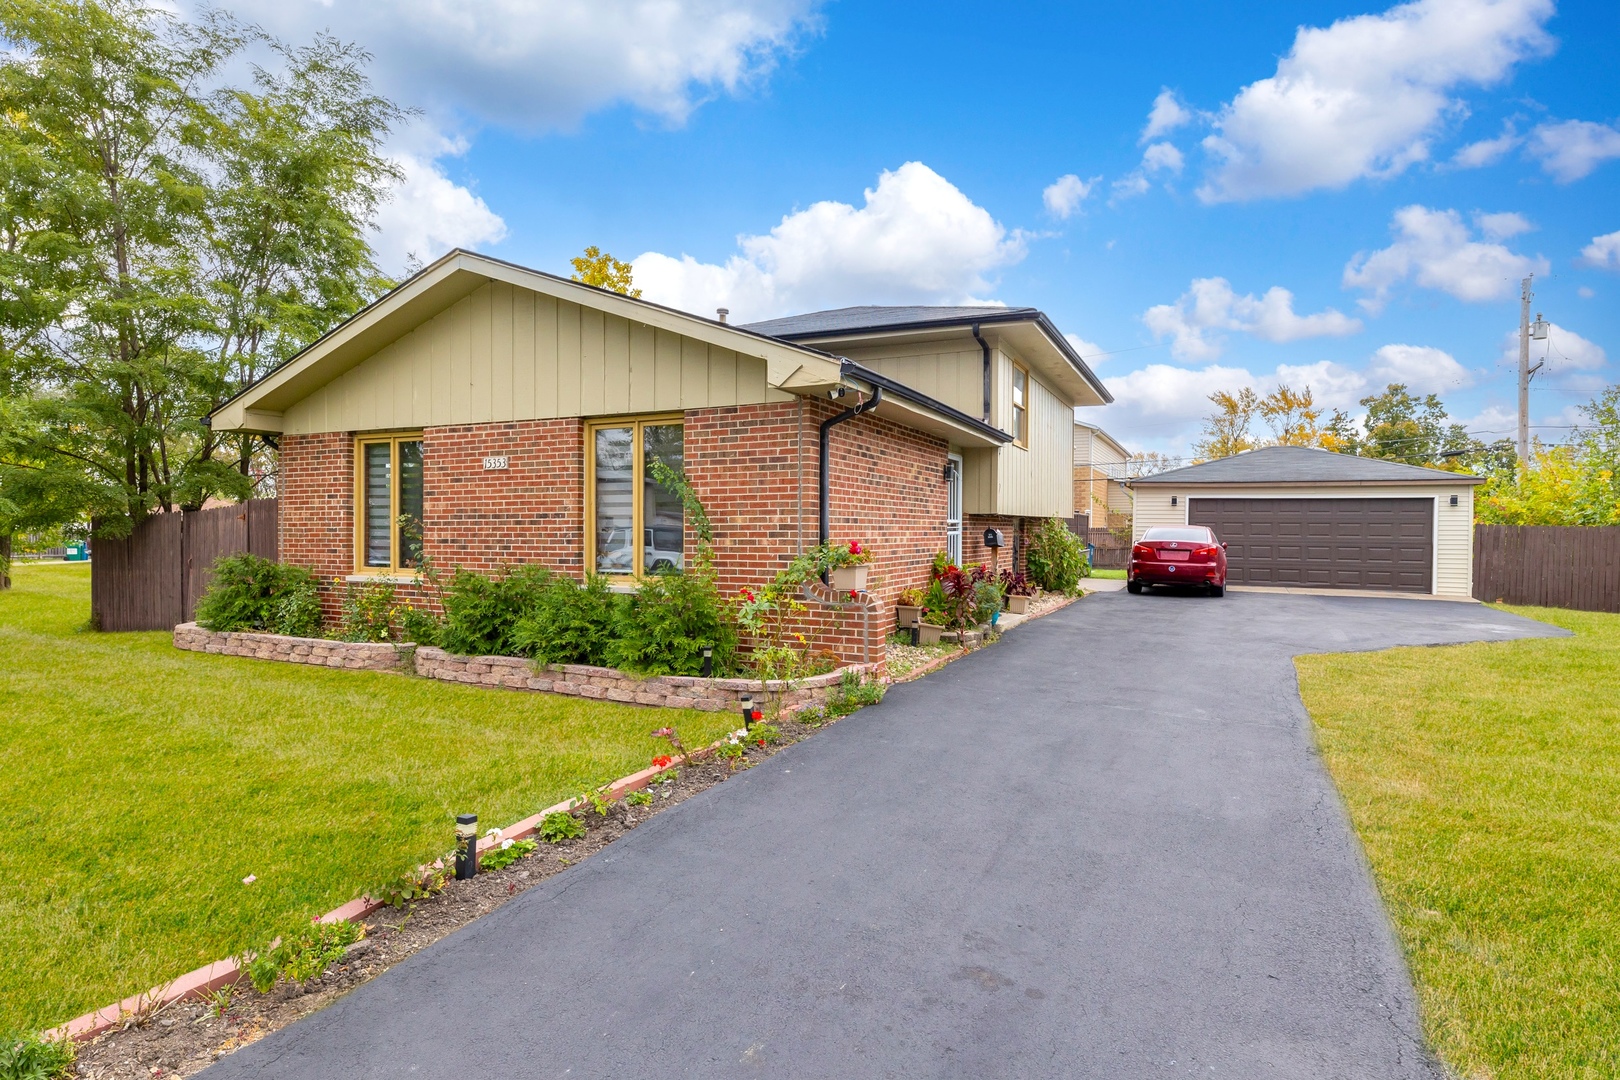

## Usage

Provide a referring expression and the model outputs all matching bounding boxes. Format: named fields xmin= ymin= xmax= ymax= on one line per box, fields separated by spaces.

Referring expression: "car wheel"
xmin=1126 ymin=579 xmax=1143 ymax=595
xmin=1209 ymin=583 xmax=1225 ymax=597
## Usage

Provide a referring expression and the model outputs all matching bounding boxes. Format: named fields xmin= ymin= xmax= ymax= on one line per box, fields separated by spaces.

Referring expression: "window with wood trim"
xmin=354 ymin=433 xmax=424 ymax=572
xmin=585 ymin=416 xmax=685 ymax=577
xmin=1011 ymin=363 xmax=1029 ymax=446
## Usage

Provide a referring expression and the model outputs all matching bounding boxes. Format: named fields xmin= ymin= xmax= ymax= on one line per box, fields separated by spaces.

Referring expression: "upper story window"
xmin=355 ymin=433 xmax=424 ymax=572
xmin=1011 ymin=363 xmax=1029 ymax=446
xmin=586 ymin=416 xmax=685 ymax=577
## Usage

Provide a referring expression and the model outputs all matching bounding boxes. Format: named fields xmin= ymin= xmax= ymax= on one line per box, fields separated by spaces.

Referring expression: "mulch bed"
xmin=68 ymin=711 xmax=834 ymax=1080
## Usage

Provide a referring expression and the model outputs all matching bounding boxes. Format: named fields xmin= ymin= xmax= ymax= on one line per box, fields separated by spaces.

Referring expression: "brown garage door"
xmin=1188 ymin=497 xmax=1433 ymax=592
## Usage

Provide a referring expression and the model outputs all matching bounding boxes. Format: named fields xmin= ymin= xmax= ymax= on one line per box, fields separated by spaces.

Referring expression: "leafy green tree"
xmin=0 ymin=0 xmax=403 ymax=553
xmin=1477 ymin=385 xmax=1620 ymax=525
xmin=570 ymin=245 xmax=641 ymax=297
xmin=1356 ymin=383 xmax=1470 ymax=467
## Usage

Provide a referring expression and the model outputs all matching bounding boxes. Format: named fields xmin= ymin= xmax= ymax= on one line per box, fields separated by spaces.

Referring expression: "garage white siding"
xmin=1131 ymin=483 xmax=1476 ymax=598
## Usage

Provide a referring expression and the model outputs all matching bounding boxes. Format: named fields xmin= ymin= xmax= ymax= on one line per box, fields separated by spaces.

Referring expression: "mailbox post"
xmin=983 ymin=527 xmax=1004 ymax=578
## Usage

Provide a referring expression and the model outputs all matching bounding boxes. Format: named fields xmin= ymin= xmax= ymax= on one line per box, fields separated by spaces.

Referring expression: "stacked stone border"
xmin=173 ymin=623 xmax=410 ymax=671
xmin=413 ymin=647 xmax=875 ymax=714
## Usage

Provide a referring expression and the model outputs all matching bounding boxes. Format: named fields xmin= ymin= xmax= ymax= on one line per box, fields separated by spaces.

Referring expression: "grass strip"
xmin=1298 ymin=605 xmax=1620 ymax=1079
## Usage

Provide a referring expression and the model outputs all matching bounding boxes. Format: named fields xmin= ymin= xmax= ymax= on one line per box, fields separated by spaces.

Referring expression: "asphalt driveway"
xmin=204 ymin=591 xmax=1564 ymax=1079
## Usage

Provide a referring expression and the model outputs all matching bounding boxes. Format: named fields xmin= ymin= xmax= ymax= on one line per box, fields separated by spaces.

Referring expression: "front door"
xmin=946 ymin=453 xmax=964 ymax=566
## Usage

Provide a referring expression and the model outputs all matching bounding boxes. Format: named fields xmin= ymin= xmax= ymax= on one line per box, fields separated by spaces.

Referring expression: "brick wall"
xmin=276 ymin=399 xmax=958 ymax=666
xmin=963 ymin=514 xmax=1027 ymax=576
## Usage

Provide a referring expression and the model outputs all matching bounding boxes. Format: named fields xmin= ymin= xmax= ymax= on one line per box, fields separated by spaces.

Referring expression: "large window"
xmin=1011 ymin=362 xmax=1029 ymax=447
xmin=586 ymin=417 xmax=685 ymax=577
xmin=355 ymin=433 xmax=424 ymax=572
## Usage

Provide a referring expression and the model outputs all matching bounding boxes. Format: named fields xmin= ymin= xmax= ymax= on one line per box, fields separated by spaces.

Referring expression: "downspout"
xmin=818 ymin=387 xmax=884 ymax=546
xmin=972 ymin=323 xmax=991 ymax=423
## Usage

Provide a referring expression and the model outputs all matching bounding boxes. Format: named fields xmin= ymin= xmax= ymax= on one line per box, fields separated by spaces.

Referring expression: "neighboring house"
xmin=1072 ymin=421 xmax=1132 ymax=530
xmin=209 ymin=251 xmax=1112 ymax=664
xmin=1127 ymin=445 xmax=1482 ymax=597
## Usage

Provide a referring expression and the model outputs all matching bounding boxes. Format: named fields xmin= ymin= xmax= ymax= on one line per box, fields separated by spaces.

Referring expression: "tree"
xmin=1125 ymin=450 xmax=1175 ymax=478
xmin=1257 ymin=384 xmax=1328 ymax=447
xmin=1476 ymin=385 xmax=1620 ymax=525
xmin=1194 ymin=388 xmax=1259 ymax=460
xmin=1356 ymin=383 xmax=1469 ymax=467
xmin=0 ymin=0 xmax=403 ymax=548
xmin=570 ymin=246 xmax=641 ymax=298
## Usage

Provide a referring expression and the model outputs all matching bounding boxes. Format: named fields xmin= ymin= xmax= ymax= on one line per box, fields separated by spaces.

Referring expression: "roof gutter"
xmin=819 ymin=387 xmax=883 ymax=547
xmin=971 ymin=323 xmax=991 ymax=423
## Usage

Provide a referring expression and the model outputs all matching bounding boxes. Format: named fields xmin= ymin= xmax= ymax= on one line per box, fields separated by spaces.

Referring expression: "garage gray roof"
xmin=1131 ymin=445 xmax=1484 ymax=485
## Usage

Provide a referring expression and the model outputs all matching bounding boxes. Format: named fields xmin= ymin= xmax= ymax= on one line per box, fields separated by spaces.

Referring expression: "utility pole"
xmin=1517 ymin=274 xmax=1548 ymax=466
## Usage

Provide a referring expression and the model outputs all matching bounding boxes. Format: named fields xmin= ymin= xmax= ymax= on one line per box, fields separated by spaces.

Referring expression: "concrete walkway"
xmin=203 ymin=591 xmax=1563 ymax=1079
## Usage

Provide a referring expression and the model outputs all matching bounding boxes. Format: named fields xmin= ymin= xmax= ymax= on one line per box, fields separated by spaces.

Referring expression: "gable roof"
xmin=739 ymin=304 xmax=1113 ymax=406
xmin=1129 ymin=445 xmax=1485 ymax=486
xmin=1074 ymin=420 xmax=1129 ymax=461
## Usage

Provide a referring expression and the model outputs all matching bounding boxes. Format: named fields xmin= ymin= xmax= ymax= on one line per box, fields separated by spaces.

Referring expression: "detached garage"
xmin=1128 ymin=446 xmax=1482 ymax=598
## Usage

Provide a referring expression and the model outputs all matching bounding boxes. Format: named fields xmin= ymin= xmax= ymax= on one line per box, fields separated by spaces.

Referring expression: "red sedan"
xmin=1127 ymin=525 xmax=1228 ymax=597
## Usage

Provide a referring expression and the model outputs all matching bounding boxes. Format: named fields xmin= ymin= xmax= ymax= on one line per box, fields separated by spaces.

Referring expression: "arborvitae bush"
xmin=194 ymin=553 xmax=323 ymax=637
xmin=609 ymin=569 xmax=738 ymax=677
xmin=437 ymin=565 xmax=552 ymax=657
xmin=512 ymin=575 xmax=624 ymax=666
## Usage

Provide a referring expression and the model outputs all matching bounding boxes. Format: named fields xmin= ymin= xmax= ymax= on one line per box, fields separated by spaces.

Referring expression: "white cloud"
xmin=1043 ymin=174 xmax=1099 ymax=219
xmin=1143 ymin=277 xmax=1363 ymax=361
xmin=1142 ymin=142 xmax=1185 ymax=175
xmin=1579 ymin=285 xmax=1596 ymax=298
xmin=1475 ymin=210 xmax=1532 ymax=239
xmin=1274 ymin=360 xmax=1371 ymax=408
xmin=1527 ymin=120 xmax=1620 ymax=182
xmin=632 ymin=162 xmax=1024 ymax=321
xmin=1367 ymin=343 xmax=1476 ymax=391
xmin=1142 ymin=89 xmax=1194 ymax=143
xmin=372 ymin=150 xmax=507 ymax=272
xmin=1499 ymin=322 xmax=1608 ymax=371
xmin=202 ymin=0 xmax=822 ymax=131
xmin=1579 ymin=230 xmax=1620 ymax=270
xmin=1450 ymin=122 xmax=1522 ymax=168
xmin=1196 ymin=0 xmax=1555 ymax=202
xmin=1065 ymin=333 xmax=1108 ymax=362
xmin=1110 ymin=171 xmax=1152 ymax=202
xmin=1343 ymin=205 xmax=1548 ymax=311
xmin=1106 ymin=363 xmax=1261 ymax=419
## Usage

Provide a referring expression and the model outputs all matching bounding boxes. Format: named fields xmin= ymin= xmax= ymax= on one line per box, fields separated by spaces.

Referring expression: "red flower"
xmin=652 ymin=755 xmax=673 ymax=768
xmin=741 ymin=588 xmax=755 ymax=602
xmin=849 ymin=540 xmax=862 ymax=555
xmin=849 ymin=590 xmax=858 ymax=600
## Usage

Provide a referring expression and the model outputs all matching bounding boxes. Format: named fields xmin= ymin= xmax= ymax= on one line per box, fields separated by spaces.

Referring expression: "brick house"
xmin=210 ymin=251 xmax=1112 ymax=664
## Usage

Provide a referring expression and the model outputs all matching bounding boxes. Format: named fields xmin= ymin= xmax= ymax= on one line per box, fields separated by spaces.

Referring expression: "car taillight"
xmin=1193 ymin=546 xmax=1217 ymax=558
xmin=1132 ymin=544 xmax=1152 ymax=558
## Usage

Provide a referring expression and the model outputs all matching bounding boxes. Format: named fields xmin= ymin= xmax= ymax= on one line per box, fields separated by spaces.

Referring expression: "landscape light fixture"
xmin=740 ymin=693 xmax=761 ymax=730
xmin=455 ymin=813 xmax=478 ymax=880
xmin=701 ymin=646 xmax=714 ymax=678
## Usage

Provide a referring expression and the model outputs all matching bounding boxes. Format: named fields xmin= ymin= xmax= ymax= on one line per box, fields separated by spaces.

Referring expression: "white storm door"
xmin=946 ymin=453 xmax=964 ymax=566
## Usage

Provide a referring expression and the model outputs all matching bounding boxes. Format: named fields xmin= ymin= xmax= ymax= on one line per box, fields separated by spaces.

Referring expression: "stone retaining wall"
xmin=173 ymin=622 xmax=410 ymax=671
xmin=414 ymin=647 xmax=873 ymax=714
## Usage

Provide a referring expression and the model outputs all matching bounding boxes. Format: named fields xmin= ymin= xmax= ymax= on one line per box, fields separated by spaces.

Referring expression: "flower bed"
xmin=173 ymin=622 xmax=410 ymax=671
xmin=414 ymin=647 xmax=875 ymax=715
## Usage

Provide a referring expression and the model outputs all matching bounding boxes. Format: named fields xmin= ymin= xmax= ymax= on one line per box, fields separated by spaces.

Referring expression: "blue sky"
xmin=205 ymin=0 xmax=1620 ymax=456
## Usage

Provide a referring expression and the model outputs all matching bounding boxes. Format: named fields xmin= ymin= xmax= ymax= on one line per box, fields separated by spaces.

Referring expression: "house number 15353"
xmin=482 ymin=456 xmax=509 ymax=470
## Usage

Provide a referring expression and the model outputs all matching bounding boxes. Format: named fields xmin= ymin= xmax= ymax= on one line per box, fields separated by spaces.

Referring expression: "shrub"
xmin=194 ymin=553 xmax=322 ymax=636
xmin=0 ymin=1030 xmax=75 ymax=1080
xmin=972 ymin=578 xmax=1004 ymax=624
xmin=244 ymin=920 xmax=364 ymax=993
xmin=438 ymin=565 xmax=552 ymax=657
xmin=398 ymin=604 xmax=443 ymax=647
xmin=828 ymin=669 xmax=885 ymax=716
xmin=610 ymin=569 xmax=738 ymax=677
xmin=1025 ymin=517 xmax=1089 ymax=593
xmin=512 ymin=575 xmax=624 ymax=666
xmin=336 ymin=580 xmax=398 ymax=642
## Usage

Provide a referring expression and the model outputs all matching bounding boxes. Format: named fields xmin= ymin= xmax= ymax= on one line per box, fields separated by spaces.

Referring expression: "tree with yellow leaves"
xmin=570 ymin=246 xmax=641 ymax=298
xmin=1194 ymin=388 xmax=1260 ymax=461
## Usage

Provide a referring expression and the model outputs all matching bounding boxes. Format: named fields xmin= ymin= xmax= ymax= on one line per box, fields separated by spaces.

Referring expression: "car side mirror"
xmin=1221 ymin=541 xmax=1228 ymax=549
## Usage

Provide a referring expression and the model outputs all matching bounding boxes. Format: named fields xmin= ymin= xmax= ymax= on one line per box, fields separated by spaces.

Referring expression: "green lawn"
xmin=1298 ymin=606 xmax=1620 ymax=1080
xmin=0 ymin=564 xmax=734 ymax=1032
xmin=1086 ymin=568 xmax=1126 ymax=580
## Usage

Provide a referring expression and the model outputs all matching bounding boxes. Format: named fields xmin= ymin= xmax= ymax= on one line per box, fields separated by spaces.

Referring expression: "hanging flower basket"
xmin=829 ymin=564 xmax=870 ymax=593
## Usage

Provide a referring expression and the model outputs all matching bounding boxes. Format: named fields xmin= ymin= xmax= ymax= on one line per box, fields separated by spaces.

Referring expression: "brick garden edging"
xmin=173 ymin=623 xmax=410 ymax=671
xmin=413 ymin=646 xmax=877 ymax=715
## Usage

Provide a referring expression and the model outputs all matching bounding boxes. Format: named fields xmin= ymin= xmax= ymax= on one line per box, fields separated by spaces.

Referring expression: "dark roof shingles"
xmin=1131 ymin=445 xmax=1483 ymax=485
xmin=739 ymin=305 xmax=1031 ymax=338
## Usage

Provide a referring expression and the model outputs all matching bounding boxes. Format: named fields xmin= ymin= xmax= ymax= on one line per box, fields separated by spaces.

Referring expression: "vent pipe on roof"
xmin=971 ymin=323 xmax=990 ymax=423
xmin=819 ymin=387 xmax=883 ymax=548
xmin=716 ymin=308 xmax=729 ymax=323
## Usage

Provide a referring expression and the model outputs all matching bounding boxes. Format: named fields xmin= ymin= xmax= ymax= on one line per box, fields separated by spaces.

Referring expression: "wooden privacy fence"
xmin=1473 ymin=524 xmax=1620 ymax=613
xmin=91 ymin=500 xmax=278 ymax=631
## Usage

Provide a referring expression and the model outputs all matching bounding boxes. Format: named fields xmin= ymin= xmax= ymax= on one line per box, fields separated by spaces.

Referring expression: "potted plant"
xmin=917 ymin=610 xmax=947 ymax=645
xmin=1000 ymin=570 xmax=1034 ymax=614
xmin=823 ymin=539 xmax=874 ymax=593
xmin=895 ymin=586 xmax=923 ymax=629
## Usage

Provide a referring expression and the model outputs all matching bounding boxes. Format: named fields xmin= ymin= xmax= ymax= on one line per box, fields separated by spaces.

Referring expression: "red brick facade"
xmin=277 ymin=399 xmax=1021 ymax=665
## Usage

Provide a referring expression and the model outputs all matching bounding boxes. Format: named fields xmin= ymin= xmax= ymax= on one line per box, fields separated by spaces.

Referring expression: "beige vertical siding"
xmin=840 ymin=342 xmax=986 ymax=420
xmin=992 ymin=349 xmax=1073 ymax=518
xmin=1129 ymin=483 xmax=1476 ymax=597
xmin=961 ymin=447 xmax=998 ymax=514
xmin=282 ymin=281 xmax=789 ymax=434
